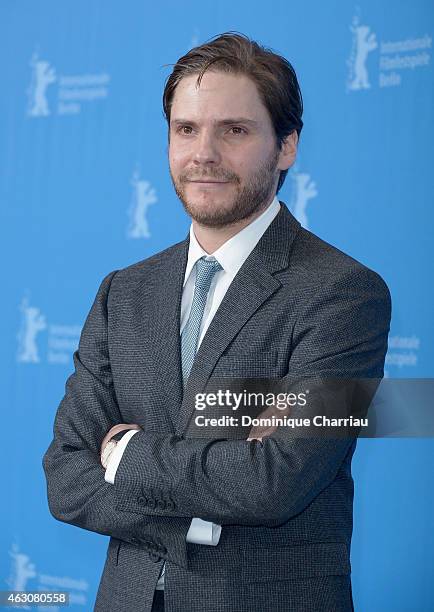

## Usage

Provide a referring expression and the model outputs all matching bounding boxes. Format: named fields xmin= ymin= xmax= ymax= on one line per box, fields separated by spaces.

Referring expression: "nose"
xmin=192 ymin=130 xmax=221 ymax=166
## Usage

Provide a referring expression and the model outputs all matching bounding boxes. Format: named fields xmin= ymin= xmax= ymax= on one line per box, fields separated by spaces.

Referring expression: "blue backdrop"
xmin=2 ymin=1 xmax=433 ymax=610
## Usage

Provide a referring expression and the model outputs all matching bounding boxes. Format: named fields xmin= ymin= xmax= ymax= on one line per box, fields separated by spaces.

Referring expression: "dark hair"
xmin=163 ymin=32 xmax=303 ymax=192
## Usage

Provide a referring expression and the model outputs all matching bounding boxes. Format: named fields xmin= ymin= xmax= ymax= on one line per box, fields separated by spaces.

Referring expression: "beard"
xmin=170 ymin=147 xmax=280 ymax=228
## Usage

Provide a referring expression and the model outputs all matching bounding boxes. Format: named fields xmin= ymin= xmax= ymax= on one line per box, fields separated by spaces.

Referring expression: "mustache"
xmin=179 ymin=170 xmax=240 ymax=183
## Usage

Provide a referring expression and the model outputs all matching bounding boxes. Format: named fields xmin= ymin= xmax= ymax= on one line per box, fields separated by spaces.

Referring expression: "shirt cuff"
xmin=186 ymin=518 xmax=222 ymax=545
xmin=104 ymin=429 xmax=139 ymax=485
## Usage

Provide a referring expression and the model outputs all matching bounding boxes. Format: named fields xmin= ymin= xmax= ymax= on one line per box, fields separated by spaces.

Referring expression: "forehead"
xmin=170 ymin=71 xmax=270 ymax=123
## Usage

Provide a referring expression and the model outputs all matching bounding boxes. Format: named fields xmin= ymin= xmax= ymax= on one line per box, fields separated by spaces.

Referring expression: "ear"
xmin=277 ymin=130 xmax=298 ymax=171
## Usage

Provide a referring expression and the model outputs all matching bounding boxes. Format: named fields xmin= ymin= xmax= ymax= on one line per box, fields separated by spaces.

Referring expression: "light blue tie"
xmin=181 ymin=256 xmax=222 ymax=384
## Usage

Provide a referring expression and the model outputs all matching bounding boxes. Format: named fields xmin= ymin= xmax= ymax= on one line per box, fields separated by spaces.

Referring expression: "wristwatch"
xmin=101 ymin=438 xmax=118 ymax=469
xmin=100 ymin=423 xmax=141 ymax=469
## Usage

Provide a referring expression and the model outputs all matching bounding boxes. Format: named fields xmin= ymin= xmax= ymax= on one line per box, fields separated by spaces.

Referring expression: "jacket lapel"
xmin=132 ymin=202 xmax=300 ymax=434
xmin=135 ymin=239 xmax=189 ymax=431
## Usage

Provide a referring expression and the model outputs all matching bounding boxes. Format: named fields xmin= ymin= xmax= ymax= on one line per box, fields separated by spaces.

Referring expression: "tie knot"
xmin=195 ymin=257 xmax=222 ymax=290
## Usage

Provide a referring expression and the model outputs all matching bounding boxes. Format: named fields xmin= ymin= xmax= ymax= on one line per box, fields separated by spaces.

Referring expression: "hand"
xmin=100 ymin=423 xmax=141 ymax=468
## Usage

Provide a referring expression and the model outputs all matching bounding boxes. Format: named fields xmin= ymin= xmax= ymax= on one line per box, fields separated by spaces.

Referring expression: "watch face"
xmin=101 ymin=439 xmax=117 ymax=467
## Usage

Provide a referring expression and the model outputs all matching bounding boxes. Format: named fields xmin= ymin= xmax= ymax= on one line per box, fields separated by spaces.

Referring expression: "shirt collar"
xmin=183 ymin=195 xmax=281 ymax=286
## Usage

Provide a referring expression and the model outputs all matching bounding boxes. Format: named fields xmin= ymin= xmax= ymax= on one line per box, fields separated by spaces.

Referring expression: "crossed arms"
xmin=42 ymin=266 xmax=391 ymax=568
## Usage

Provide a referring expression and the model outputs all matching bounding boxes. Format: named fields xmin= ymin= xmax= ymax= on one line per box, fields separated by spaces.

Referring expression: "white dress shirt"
xmin=104 ymin=195 xmax=281 ymax=589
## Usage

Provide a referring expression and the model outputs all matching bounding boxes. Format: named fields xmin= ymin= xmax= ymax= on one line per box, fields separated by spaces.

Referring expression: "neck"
xmin=192 ymin=194 xmax=276 ymax=254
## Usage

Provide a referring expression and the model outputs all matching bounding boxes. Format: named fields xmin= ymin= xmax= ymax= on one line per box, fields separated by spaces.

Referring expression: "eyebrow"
xmin=170 ymin=118 xmax=259 ymax=128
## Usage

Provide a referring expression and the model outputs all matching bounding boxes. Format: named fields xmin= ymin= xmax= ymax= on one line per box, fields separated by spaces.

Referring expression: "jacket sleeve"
xmin=112 ymin=266 xmax=391 ymax=527
xmin=104 ymin=432 xmax=223 ymax=545
xmin=42 ymin=271 xmax=192 ymax=569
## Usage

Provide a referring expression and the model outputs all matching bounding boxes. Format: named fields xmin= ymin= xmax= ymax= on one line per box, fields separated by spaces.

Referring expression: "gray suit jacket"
xmin=42 ymin=202 xmax=391 ymax=612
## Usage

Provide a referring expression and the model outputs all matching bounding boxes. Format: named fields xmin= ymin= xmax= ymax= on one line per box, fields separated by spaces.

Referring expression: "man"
xmin=43 ymin=33 xmax=391 ymax=611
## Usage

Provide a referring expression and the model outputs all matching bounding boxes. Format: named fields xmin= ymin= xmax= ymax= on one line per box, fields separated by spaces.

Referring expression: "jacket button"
xmin=157 ymin=499 xmax=167 ymax=510
xmin=166 ymin=500 xmax=175 ymax=511
xmin=137 ymin=496 xmax=147 ymax=504
xmin=147 ymin=498 xmax=156 ymax=509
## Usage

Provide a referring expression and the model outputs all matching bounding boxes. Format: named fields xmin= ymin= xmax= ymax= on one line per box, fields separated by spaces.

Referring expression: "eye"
xmin=177 ymin=125 xmax=193 ymax=135
xmin=229 ymin=126 xmax=247 ymax=135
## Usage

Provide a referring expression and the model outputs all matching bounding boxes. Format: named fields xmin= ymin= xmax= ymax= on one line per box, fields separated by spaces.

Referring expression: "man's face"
xmin=168 ymin=71 xmax=288 ymax=227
